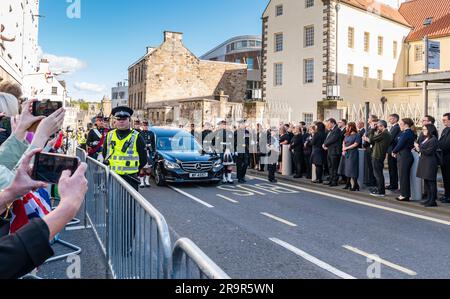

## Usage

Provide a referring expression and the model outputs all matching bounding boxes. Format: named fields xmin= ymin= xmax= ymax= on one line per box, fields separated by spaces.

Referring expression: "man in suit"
xmin=439 ymin=113 xmax=450 ymax=203
xmin=386 ymin=114 xmax=401 ymax=190
xmin=323 ymin=118 xmax=342 ymax=187
xmin=338 ymin=119 xmax=348 ymax=184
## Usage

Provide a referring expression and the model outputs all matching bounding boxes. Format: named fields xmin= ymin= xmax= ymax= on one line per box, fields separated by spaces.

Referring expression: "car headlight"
xmin=164 ymin=160 xmax=180 ymax=169
xmin=213 ymin=159 xmax=222 ymax=168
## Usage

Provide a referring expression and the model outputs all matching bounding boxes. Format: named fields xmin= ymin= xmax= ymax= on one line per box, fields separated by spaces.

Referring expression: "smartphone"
xmin=32 ymin=152 xmax=79 ymax=184
xmin=32 ymin=100 xmax=63 ymax=117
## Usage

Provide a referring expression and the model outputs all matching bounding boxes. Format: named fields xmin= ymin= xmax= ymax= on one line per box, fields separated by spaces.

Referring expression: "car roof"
xmin=149 ymin=126 xmax=191 ymax=137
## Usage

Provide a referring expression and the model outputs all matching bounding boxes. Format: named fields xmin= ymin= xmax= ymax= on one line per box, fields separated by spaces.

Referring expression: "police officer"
xmin=76 ymin=128 xmax=87 ymax=151
xmin=139 ymin=120 xmax=153 ymax=188
xmin=234 ymin=119 xmax=250 ymax=184
xmin=86 ymin=114 xmax=108 ymax=161
xmin=103 ymin=107 xmax=149 ymax=191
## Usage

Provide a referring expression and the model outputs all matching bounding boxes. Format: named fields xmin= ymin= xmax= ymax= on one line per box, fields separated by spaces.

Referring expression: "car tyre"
xmin=154 ymin=164 xmax=166 ymax=186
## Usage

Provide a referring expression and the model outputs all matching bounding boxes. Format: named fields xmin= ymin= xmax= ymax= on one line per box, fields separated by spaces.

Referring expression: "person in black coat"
xmin=311 ymin=122 xmax=327 ymax=183
xmin=323 ymin=118 xmax=342 ymax=186
xmin=303 ymin=129 xmax=313 ymax=179
xmin=392 ymin=118 xmax=416 ymax=202
xmin=290 ymin=125 xmax=304 ymax=178
xmin=387 ymin=114 xmax=401 ymax=190
xmin=234 ymin=120 xmax=250 ymax=184
xmin=415 ymin=124 xmax=440 ymax=207
xmin=439 ymin=113 xmax=450 ymax=203
xmin=364 ymin=115 xmax=379 ymax=188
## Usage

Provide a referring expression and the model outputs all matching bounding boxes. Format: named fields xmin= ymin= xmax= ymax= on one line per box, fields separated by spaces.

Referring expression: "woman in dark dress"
xmin=339 ymin=122 xmax=362 ymax=191
xmin=311 ymin=122 xmax=327 ymax=183
xmin=392 ymin=118 xmax=416 ymax=201
xmin=415 ymin=124 xmax=439 ymax=207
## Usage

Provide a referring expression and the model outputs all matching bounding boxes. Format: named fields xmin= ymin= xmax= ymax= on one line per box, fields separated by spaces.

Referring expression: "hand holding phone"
xmin=32 ymin=152 xmax=79 ymax=184
xmin=32 ymin=100 xmax=63 ymax=117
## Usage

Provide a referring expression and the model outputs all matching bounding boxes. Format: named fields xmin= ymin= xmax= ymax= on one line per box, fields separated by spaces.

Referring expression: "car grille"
xmin=181 ymin=162 xmax=213 ymax=172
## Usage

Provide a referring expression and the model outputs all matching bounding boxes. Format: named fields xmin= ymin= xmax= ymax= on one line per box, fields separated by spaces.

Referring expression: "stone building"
xmin=128 ymin=31 xmax=248 ymax=126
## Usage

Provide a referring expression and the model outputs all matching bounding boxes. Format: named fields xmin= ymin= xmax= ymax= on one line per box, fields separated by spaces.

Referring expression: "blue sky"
xmin=39 ymin=0 xmax=267 ymax=101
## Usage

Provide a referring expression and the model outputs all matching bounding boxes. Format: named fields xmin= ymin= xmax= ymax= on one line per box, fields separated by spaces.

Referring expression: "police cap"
xmin=112 ymin=106 xmax=134 ymax=119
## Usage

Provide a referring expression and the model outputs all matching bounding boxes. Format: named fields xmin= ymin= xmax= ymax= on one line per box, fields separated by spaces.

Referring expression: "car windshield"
xmin=156 ymin=135 xmax=202 ymax=152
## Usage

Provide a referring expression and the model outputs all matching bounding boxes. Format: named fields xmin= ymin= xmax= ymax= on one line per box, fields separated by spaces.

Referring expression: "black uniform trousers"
xmin=236 ymin=153 xmax=249 ymax=180
xmin=293 ymin=151 xmax=304 ymax=176
xmin=120 ymin=173 xmax=139 ymax=256
xmin=372 ymin=158 xmax=386 ymax=195
xmin=387 ymin=154 xmax=399 ymax=189
xmin=397 ymin=151 xmax=414 ymax=198
xmin=424 ymin=179 xmax=438 ymax=201
xmin=328 ymin=153 xmax=341 ymax=184
xmin=268 ymin=163 xmax=277 ymax=181
xmin=364 ymin=149 xmax=377 ymax=186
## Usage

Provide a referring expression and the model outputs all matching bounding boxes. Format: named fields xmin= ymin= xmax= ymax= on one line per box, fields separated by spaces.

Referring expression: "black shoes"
xmin=440 ymin=197 xmax=450 ymax=203
xmin=269 ymin=179 xmax=278 ymax=183
xmin=312 ymin=180 xmax=323 ymax=184
xmin=238 ymin=179 xmax=246 ymax=184
xmin=293 ymin=175 xmax=303 ymax=179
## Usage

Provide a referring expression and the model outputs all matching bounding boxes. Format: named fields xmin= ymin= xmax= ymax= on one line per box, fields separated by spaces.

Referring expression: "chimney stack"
xmin=164 ymin=31 xmax=183 ymax=43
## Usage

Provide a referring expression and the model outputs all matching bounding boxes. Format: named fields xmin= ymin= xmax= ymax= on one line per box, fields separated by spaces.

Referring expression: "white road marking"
xmin=270 ymin=238 xmax=356 ymax=279
xmin=169 ymin=186 xmax=214 ymax=208
xmin=261 ymin=212 xmax=297 ymax=227
xmin=247 ymin=175 xmax=450 ymax=227
xmin=217 ymin=194 xmax=239 ymax=204
xmin=236 ymin=185 xmax=266 ymax=195
xmin=343 ymin=245 xmax=417 ymax=276
xmin=65 ymin=225 xmax=91 ymax=231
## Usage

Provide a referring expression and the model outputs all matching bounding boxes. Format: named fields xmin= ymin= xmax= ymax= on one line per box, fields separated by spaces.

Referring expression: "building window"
xmin=304 ymin=59 xmax=314 ymax=84
xmin=303 ymin=113 xmax=314 ymax=124
xmin=235 ymin=58 xmax=241 ymax=63
xmin=247 ymin=58 xmax=254 ymax=70
xmin=393 ymin=41 xmax=398 ymax=59
xmin=305 ymin=0 xmax=314 ymax=8
xmin=52 ymin=87 xmax=58 ymax=95
xmin=363 ymin=67 xmax=369 ymax=88
xmin=347 ymin=64 xmax=354 ymax=85
xmin=377 ymin=70 xmax=383 ymax=89
xmin=415 ymin=44 xmax=423 ymax=61
xmin=304 ymin=25 xmax=314 ymax=47
xmin=348 ymin=27 xmax=355 ymax=49
xmin=364 ymin=32 xmax=370 ymax=52
xmin=276 ymin=5 xmax=283 ymax=16
xmin=275 ymin=33 xmax=283 ymax=52
xmin=274 ymin=63 xmax=283 ymax=86
xmin=378 ymin=36 xmax=384 ymax=55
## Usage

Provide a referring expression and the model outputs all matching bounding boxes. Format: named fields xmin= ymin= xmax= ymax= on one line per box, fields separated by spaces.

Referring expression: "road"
xmin=139 ymin=174 xmax=450 ymax=279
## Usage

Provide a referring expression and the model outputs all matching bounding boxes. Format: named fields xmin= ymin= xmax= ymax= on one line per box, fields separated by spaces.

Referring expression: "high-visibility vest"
xmin=107 ymin=129 xmax=140 ymax=175
xmin=77 ymin=133 xmax=86 ymax=144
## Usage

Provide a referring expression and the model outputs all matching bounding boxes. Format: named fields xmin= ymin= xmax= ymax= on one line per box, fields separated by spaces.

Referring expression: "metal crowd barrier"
xmin=172 ymin=238 xmax=230 ymax=279
xmin=108 ymin=171 xmax=172 ymax=279
xmin=75 ymin=147 xmax=229 ymax=279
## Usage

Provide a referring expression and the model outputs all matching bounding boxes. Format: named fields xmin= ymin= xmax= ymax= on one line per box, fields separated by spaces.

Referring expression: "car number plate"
xmin=189 ymin=173 xmax=208 ymax=178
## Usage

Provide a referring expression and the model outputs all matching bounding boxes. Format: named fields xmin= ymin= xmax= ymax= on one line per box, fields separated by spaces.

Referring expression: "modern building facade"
xmin=201 ymin=35 xmax=263 ymax=101
xmin=262 ymin=0 xmax=411 ymax=123
xmin=128 ymin=31 xmax=248 ymax=126
xmin=0 ymin=0 xmax=40 ymax=86
xmin=111 ymin=81 xmax=129 ymax=109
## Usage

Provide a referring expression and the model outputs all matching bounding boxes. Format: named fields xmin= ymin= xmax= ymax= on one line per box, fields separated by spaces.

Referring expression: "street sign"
xmin=428 ymin=41 xmax=440 ymax=70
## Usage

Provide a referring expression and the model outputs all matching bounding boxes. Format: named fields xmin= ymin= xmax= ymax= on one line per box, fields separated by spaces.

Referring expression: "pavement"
xmin=138 ymin=170 xmax=450 ymax=279
xmin=39 ymin=166 xmax=450 ymax=279
xmin=36 ymin=204 xmax=112 ymax=279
